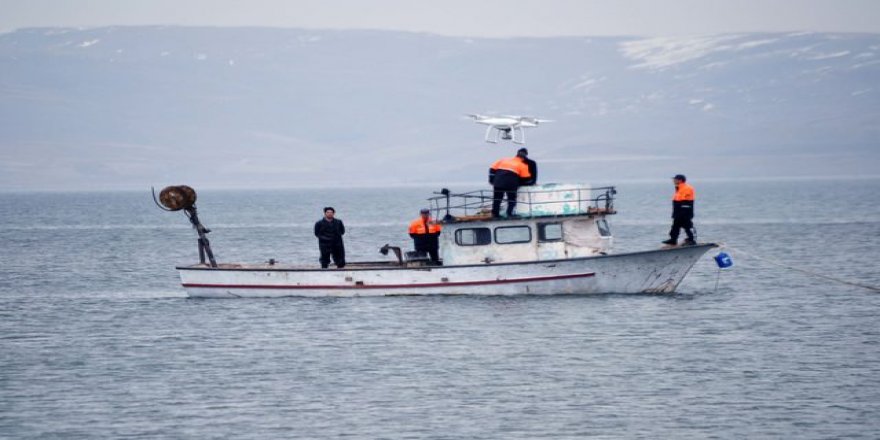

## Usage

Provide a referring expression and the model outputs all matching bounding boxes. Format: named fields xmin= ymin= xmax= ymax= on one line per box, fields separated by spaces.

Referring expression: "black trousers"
xmin=319 ymin=242 xmax=345 ymax=268
xmin=415 ymin=244 xmax=440 ymax=264
xmin=669 ymin=216 xmax=695 ymax=241
xmin=492 ymin=189 xmax=518 ymax=217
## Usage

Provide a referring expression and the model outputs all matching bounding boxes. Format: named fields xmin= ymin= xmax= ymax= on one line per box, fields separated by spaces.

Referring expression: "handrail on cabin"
xmin=428 ymin=185 xmax=616 ymax=221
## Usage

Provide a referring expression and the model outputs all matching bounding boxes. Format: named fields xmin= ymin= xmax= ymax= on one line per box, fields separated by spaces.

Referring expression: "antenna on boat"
xmin=439 ymin=188 xmax=454 ymax=222
xmin=152 ymin=185 xmax=217 ymax=268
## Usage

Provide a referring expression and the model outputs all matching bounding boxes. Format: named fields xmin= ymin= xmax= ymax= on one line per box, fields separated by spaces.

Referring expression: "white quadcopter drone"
xmin=466 ymin=114 xmax=552 ymax=144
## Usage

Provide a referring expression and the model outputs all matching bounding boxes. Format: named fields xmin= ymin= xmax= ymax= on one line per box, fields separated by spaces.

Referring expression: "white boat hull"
xmin=178 ymin=244 xmax=716 ymax=298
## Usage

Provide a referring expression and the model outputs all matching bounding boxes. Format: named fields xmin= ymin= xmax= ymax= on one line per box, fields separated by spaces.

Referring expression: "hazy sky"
xmin=2 ymin=0 xmax=879 ymax=37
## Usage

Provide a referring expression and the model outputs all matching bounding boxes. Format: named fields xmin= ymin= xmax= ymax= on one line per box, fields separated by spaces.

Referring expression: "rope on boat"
xmin=720 ymin=243 xmax=880 ymax=293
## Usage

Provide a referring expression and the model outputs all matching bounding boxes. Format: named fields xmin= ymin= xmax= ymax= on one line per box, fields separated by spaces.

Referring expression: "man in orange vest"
xmin=489 ymin=149 xmax=532 ymax=218
xmin=663 ymin=174 xmax=696 ymax=246
xmin=409 ymin=208 xmax=443 ymax=264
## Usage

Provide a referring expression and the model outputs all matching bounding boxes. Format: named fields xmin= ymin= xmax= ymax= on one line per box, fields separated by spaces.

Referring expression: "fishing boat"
xmin=160 ymin=184 xmax=716 ymax=298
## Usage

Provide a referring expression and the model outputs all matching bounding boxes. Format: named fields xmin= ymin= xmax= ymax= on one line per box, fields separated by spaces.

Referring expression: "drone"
xmin=466 ymin=114 xmax=552 ymax=144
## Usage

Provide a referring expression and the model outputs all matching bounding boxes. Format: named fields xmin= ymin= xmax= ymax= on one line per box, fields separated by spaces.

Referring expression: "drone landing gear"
xmin=483 ymin=126 xmax=525 ymax=145
xmin=484 ymin=125 xmax=498 ymax=144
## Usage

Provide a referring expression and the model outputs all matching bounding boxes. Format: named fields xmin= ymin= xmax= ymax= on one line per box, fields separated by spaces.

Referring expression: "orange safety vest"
xmin=673 ymin=182 xmax=695 ymax=201
xmin=491 ymin=157 xmax=532 ymax=178
xmin=408 ymin=217 xmax=442 ymax=235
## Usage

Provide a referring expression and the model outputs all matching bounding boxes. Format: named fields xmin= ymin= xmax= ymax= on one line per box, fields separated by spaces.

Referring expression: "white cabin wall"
xmin=440 ymin=219 xmax=537 ymax=265
xmin=439 ymin=215 xmax=614 ymax=265
xmin=563 ymin=218 xmax=612 ymax=257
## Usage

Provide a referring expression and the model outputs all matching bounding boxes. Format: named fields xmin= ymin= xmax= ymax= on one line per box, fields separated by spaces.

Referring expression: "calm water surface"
xmin=1 ymin=179 xmax=879 ymax=439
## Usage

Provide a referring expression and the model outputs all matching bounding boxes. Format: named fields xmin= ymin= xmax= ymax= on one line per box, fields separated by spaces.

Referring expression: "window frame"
xmin=493 ymin=225 xmax=532 ymax=245
xmin=537 ymin=222 xmax=564 ymax=242
xmin=454 ymin=227 xmax=492 ymax=246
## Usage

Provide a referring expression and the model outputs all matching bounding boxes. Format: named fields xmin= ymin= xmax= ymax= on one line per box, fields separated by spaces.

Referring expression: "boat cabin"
xmin=425 ymin=184 xmax=616 ymax=265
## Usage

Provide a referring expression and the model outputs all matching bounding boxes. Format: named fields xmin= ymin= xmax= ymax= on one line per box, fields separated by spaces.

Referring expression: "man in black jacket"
xmin=518 ymin=148 xmax=537 ymax=186
xmin=314 ymin=207 xmax=345 ymax=268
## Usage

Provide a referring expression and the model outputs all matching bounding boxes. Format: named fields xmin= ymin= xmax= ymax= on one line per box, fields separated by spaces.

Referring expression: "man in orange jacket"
xmin=489 ymin=149 xmax=532 ymax=218
xmin=663 ymin=174 xmax=696 ymax=246
xmin=409 ymin=208 xmax=443 ymax=264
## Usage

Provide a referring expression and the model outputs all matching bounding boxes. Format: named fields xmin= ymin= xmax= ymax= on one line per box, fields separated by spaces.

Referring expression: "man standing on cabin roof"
xmin=489 ymin=149 xmax=532 ymax=218
xmin=663 ymin=174 xmax=697 ymax=246
xmin=314 ymin=206 xmax=346 ymax=268
xmin=518 ymin=148 xmax=537 ymax=186
xmin=409 ymin=208 xmax=443 ymax=264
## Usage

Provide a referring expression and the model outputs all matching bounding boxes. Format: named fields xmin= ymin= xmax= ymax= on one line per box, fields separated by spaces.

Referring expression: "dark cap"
xmin=517 ymin=147 xmax=528 ymax=156
xmin=673 ymin=174 xmax=686 ymax=182
xmin=323 ymin=206 xmax=335 ymax=213
xmin=420 ymin=208 xmax=430 ymax=214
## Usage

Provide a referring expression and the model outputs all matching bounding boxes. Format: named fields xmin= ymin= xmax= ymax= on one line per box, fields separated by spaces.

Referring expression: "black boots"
xmin=662 ymin=238 xmax=696 ymax=246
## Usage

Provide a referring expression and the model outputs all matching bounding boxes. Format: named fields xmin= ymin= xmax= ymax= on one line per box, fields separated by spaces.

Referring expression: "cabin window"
xmin=455 ymin=228 xmax=492 ymax=246
xmin=537 ymin=222 xmax=563 ymax=242
xmin=597 ymin=219 xmax=612 ymax=237
xmin=494 ymin=226 xmax=532 ymax=244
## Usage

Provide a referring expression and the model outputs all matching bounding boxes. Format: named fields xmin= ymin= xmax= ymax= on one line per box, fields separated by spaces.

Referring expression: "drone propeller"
xmin=520 ymin=116 xmax=553 ymax=123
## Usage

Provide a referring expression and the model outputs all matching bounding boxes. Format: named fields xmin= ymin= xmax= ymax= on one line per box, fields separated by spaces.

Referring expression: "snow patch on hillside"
xmin=736 ymin=39 xmax=778 ymax=50
xmin=805 ymin=50 xmax=850 ymax=60
xmin=620 ymin=35 xmax=820 ymax=69
xmin=297 ymin=35 xmax=322 ymax=44
xmin=619 ymin=35 xmax=744 ymax=69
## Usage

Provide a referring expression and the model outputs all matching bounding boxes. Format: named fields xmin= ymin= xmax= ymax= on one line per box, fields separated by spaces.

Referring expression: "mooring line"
xmin=720 ymin=243 xmax=880 ymax=293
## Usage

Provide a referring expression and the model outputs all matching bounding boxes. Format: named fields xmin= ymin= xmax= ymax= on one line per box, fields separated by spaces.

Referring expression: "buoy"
xmin=714 ymin=252 xmax=733 ymax=269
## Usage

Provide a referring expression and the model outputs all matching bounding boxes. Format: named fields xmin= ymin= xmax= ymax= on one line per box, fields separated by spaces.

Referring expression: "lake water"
xmin=2 ymin=179 xmax=879 ymax=438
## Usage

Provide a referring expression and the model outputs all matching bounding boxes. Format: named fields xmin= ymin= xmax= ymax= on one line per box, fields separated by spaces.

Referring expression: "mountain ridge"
xmin=1 ymin=26 xmax=877 ymax=190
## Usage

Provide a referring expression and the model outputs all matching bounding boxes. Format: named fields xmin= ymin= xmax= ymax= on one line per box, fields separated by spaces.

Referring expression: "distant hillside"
xmin=1 ymin=27 xmax=878 ymax=190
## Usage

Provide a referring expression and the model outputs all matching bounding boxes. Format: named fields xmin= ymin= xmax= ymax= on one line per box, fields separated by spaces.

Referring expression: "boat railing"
xmin=428 ymin=186 xmax=616 ymax=222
